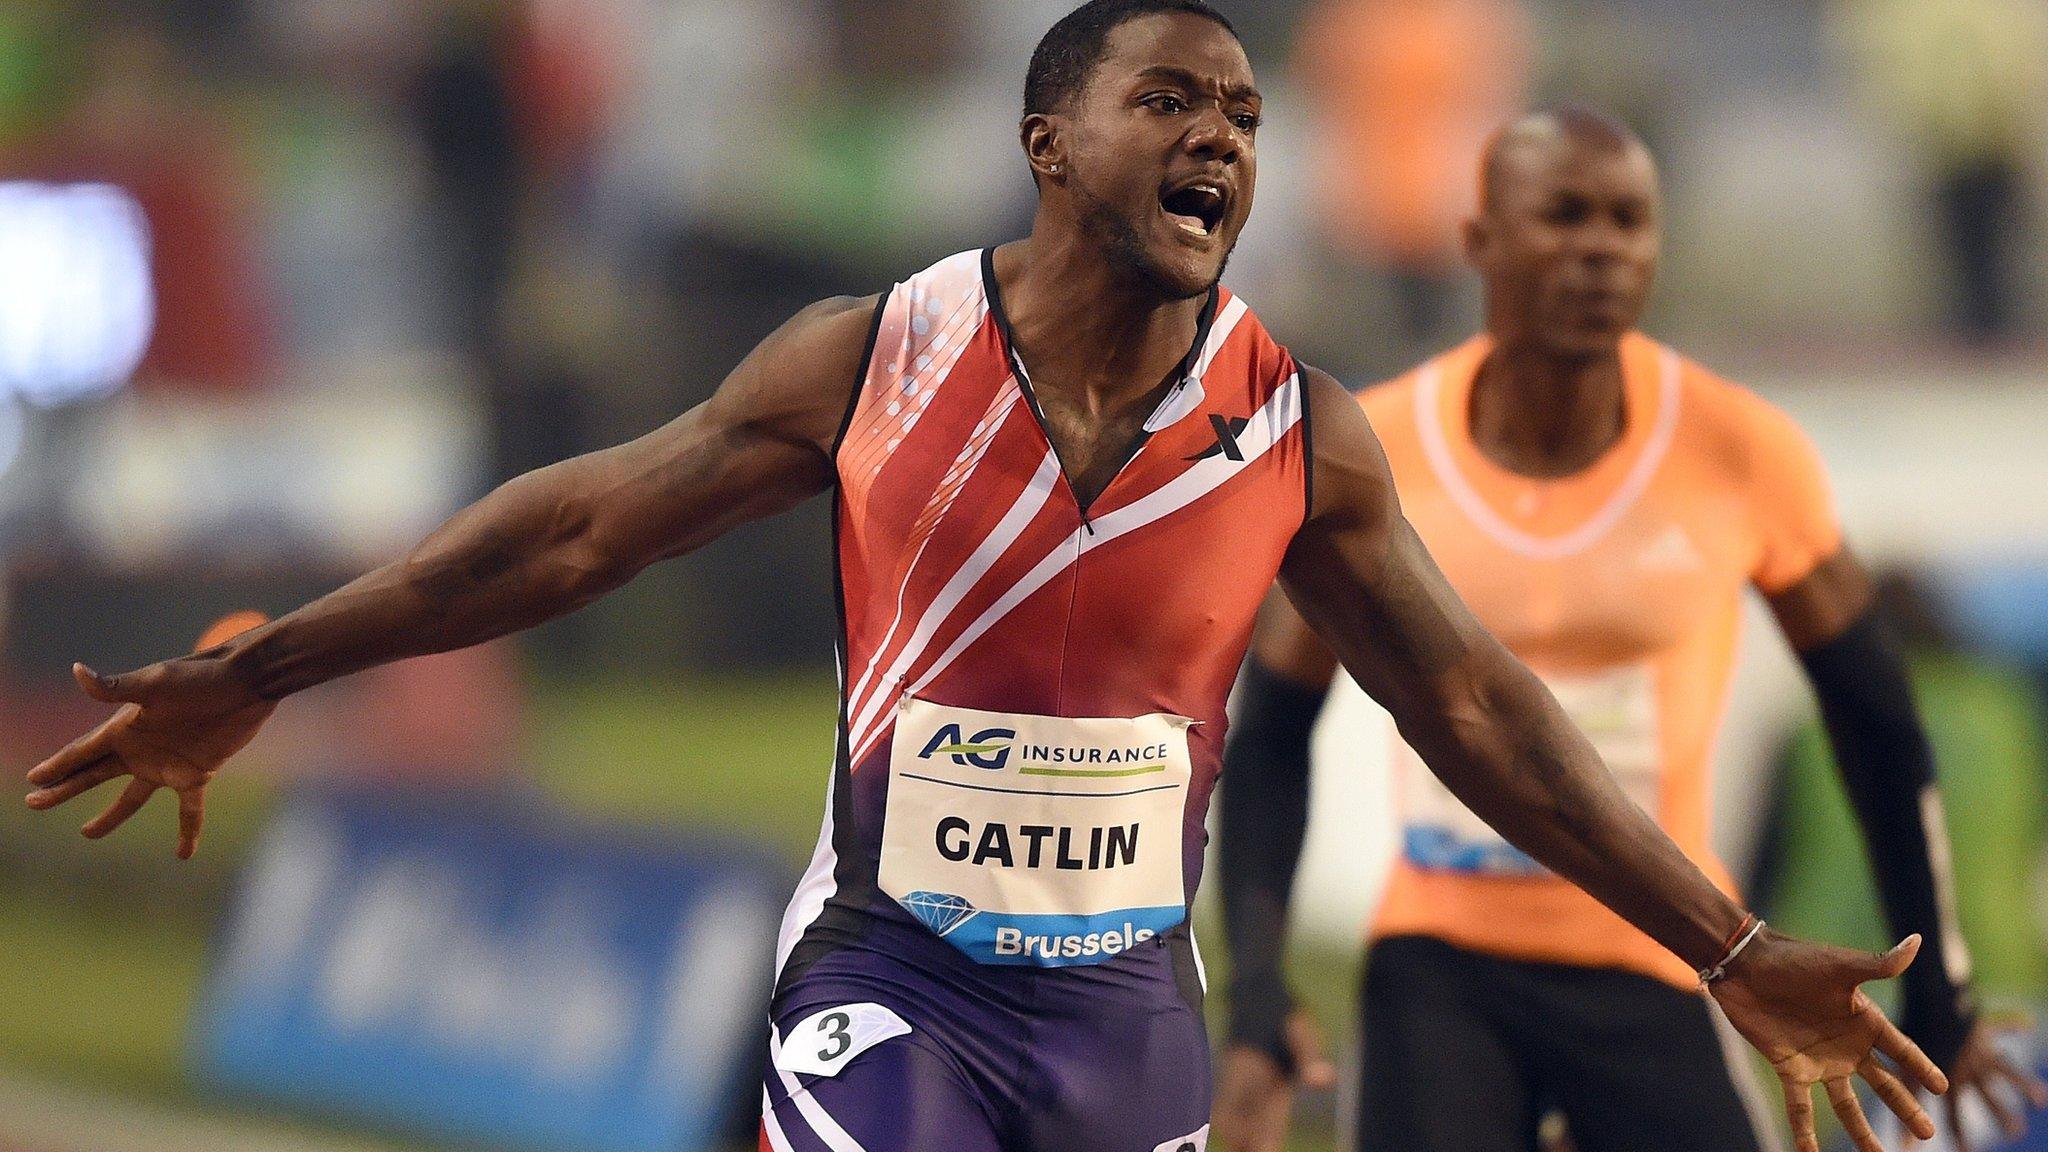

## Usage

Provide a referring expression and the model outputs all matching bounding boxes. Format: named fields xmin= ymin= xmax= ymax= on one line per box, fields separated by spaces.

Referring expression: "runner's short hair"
xmin=1024 ymin=0 xmax=1238 ymax=117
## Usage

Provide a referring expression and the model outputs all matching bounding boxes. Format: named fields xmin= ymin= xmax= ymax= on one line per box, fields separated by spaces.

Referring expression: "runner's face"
xmin=1474 ymin=140 xmax=1660 ymax=357
xmin=1056 ymin=13 xmax=1259 ymax=299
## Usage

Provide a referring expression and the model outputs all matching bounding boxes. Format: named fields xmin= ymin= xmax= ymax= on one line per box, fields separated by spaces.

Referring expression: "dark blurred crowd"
xmin=0 ymin=0 xmax=2041 ymax=680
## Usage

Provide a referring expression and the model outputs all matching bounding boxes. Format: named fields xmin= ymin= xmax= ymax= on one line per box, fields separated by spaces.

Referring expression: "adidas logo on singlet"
xmin=1636 ymin=525 xmax=1702 ymax=572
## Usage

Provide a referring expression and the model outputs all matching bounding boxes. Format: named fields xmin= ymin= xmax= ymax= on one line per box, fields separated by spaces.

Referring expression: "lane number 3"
xmin=817 ymin=1011 xmax=853 ymax=1061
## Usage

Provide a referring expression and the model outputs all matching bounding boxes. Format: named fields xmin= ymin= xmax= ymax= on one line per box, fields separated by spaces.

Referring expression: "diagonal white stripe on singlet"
xmin=1194 ymin=296 xmax=1248 ymax=379
xmin=842 ymin=379 xmax=1023 ymax=750
xmin=913 ymin=380 xmax=1022 ymax=539
xmin=843 ymin=446 xmax=1064 ymax=761
xmin=849 ymin=373 xmax=1303 ymax=766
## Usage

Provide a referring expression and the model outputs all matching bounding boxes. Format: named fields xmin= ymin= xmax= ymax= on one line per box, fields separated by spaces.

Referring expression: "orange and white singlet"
xmin=1366 ymin=332 xmax=1842 ymax=988
xmin=777 ymin=249 xmax=1310 ymax=974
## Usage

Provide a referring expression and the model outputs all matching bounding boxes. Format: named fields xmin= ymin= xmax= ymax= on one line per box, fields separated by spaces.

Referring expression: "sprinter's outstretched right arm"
xmin=24 ymin=294 xmax=880 ymax=858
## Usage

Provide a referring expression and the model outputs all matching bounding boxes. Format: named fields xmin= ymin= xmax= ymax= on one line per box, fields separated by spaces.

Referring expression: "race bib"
xmin=1400 ymin=664 xmax=1662 ymax=876
xmin=880 ymin=698 xmax=1194 ymax=966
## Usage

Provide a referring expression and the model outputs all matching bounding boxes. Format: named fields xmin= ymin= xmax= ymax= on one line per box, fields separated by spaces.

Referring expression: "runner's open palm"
xmin=1710 ymin=931 xmax=1948 ymax=1152
xmin=24 ymin=661 xmax=276 ymax=858
xmin=1211 ymin=1012 xmax=1339 ymax=1152
xmin=1938 ymin=1018 xmax=2048 ymax=1151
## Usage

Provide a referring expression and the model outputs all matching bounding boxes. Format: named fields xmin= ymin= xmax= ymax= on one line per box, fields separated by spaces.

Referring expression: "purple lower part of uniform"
xmin=761 ymin=916 xmax=1212 ymax=1152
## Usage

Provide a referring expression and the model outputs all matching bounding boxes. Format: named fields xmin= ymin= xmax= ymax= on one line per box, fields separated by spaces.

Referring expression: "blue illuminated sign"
xmin=193 ymin=784 xmax=788 ymax=1152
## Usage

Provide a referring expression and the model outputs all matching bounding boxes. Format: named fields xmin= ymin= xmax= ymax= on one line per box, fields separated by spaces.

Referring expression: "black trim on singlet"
xmin=978 ymin=246 xmax=1220 ymax=523
xmin=1163 ymin=921 xmax=1206 ymax=1014
xmin=830 ymin=291 xmax=891 ymax=459
xmin=779 ymin=290 xmax=895 ymax=999
xmin=1297 ymin=358 xmax=1317 ymax=525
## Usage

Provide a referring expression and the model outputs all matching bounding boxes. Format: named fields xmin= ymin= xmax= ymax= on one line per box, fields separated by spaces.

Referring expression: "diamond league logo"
xmin=901 ymin=890 xmax=979 ymax=937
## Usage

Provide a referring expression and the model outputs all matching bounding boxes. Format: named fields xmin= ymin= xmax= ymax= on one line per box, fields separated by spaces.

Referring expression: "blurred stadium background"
xmin=1 ymin=1 xmax=2046 ymax=1150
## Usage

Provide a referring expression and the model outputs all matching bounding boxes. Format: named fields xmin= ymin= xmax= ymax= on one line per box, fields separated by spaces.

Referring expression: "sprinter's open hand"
xmin=24 ymin=660 xmax=274 ymax=858
xmin=1212 ymin=1011 xmax=1337 ymax=1152
xmin=1935 ymin=1018 xmax=2048 ymax=1151
xmin=1711 ymin=931 xmax=1947 ymax=1152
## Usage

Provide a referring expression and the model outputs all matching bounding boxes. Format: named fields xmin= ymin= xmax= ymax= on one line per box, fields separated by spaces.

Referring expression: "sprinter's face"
xmin=1035 ymin=13 xmax=1260 ymax=299
xmin=1469 ymin=137 xmax=1661 ymax=356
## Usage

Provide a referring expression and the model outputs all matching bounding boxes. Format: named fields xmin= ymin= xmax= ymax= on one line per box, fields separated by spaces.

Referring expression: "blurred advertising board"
xmin=192 ymin=783 xmax=787 ymax=1152
xmin=1941 ymin=563 xmax=2048 ymax=665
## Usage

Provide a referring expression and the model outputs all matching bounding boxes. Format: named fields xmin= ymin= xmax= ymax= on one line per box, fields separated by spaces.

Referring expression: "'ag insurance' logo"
xmin=918 ymin=724 xmax=1016 ymax=770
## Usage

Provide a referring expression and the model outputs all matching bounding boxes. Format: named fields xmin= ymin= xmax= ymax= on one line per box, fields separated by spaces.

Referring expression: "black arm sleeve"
xmin=1799 ymin=610 xmax=1978 ymax=1071
xmin=1218 ymin=658 xmax=1327 ymax=1068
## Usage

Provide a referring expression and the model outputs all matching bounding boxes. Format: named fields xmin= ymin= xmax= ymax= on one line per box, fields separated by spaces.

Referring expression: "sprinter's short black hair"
xmin=1023 ymin=0 xmax=1237 ymax=117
